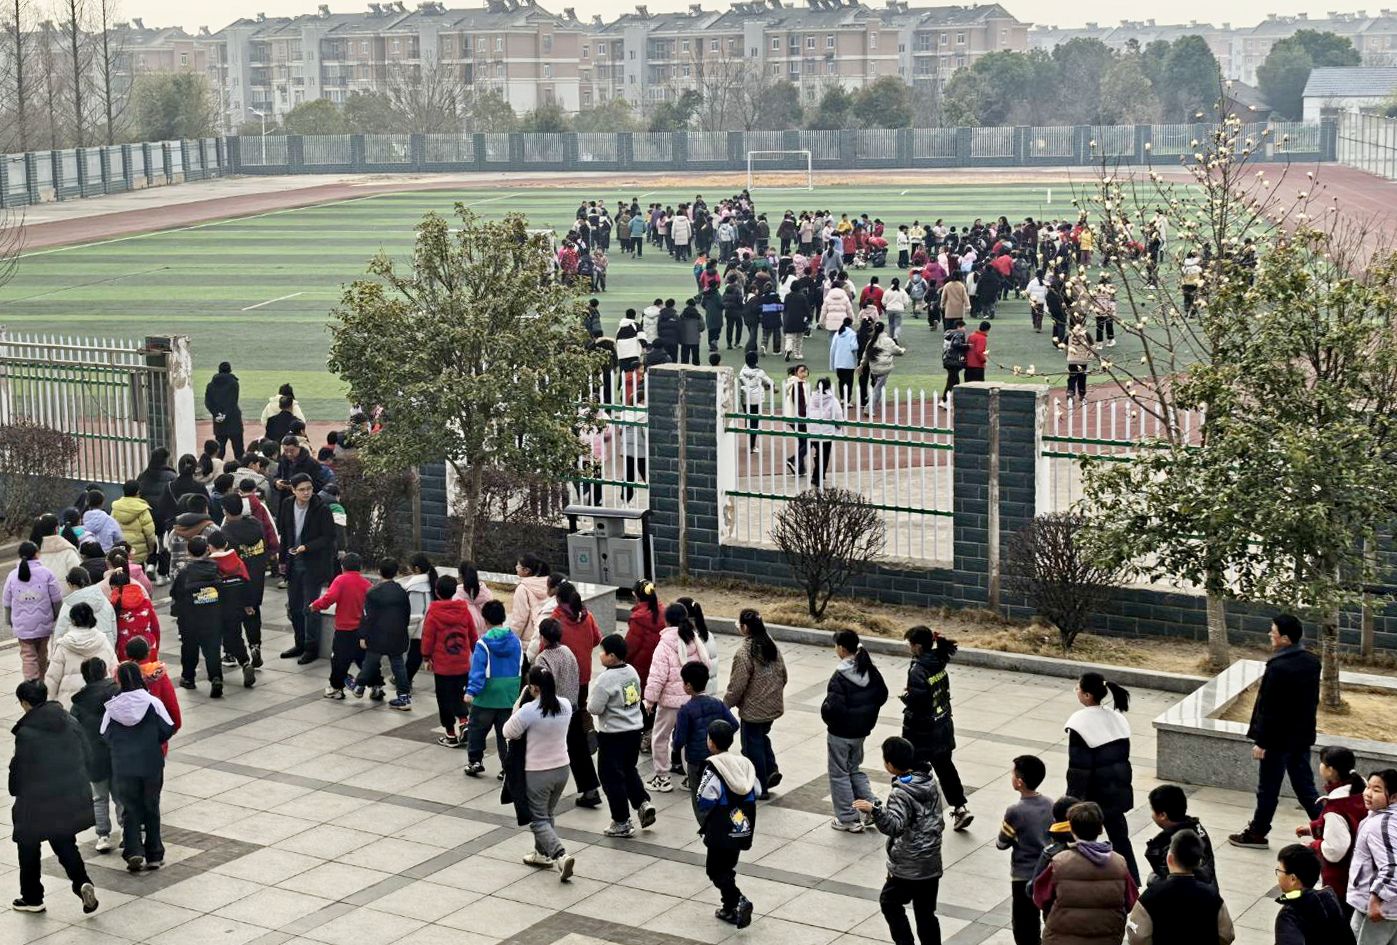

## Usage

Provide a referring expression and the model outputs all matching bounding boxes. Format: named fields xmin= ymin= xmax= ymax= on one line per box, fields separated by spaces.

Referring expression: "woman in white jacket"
xmin=881 ymin=278 xmax=911 ymax=343
xmin=820 ymin=281 xmax=854 ymax=333
xmin=807 ymin=377 xmax=845 ymax=488
xmin=44 ymin=603 xmax=116 ymax=703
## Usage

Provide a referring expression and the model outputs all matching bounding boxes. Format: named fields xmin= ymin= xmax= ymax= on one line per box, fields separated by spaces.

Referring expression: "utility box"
xmin=563 ymin=506 xmax=652 ymax=587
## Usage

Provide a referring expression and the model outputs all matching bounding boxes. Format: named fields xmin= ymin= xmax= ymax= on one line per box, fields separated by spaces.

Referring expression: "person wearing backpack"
xmin=168 ymin=537 xmax=227 ymax=698
xmin=942 ymin=322 xmax=969 ymax=404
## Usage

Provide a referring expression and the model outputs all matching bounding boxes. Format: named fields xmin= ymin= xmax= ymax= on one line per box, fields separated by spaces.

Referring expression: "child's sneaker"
xmin=646 ymin=774 xmax=673 ymax=793
xmin=734 ymin=897 xmax=753 ymax=929
xmin=11 ymin=899 xmax=45 ymax=913
xmin=830 ymin=818 xmax=864 ymax=833
xmin=522 ymin=851 xmax=554 ymax=868
xmin=604 ymin=821 xmax=635 ymax=838
xmin=555 ymin=853 xmax=576 ymax=882
xmin=639 ymin=802 xmax=657 ymax=829
xmin=78 ymin=882 xmax=99 ymax=914
xmin=251 ymin=646 xmax=263 ymax=668
xmin=369 ymin=687 xmax=386 ymax=702
xmin=343 ymin=673 xmax=356 ymax=690
xmin=351 ymin=682 xmax=366 ymax=699
xmin=464 ymin=761 xmax=485 ymax=778
xmin=437 ymin=734 xmax=462 ymax=748
xmin=389 ymin=694 xmax=412 ymax=711
xmin=952 ymin=807 xmax=974 ymax=832
xmin=322 ymin=687 xmax=345 ymax=700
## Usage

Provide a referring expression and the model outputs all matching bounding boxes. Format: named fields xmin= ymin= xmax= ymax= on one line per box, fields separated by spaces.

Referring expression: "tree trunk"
xmin=453 ymin=461 xmax=481 ymax=561
xmin=1204 ymin=587 xmax=1230 ymax=673
xmin=67 ymin=7 xmax=84 ymax=148
xmin=1361 ymin=536 xmax=1376 ymax=660
xmin=12 ymin=0 xmax=26 ymax=152
xmin=1321 ymin=606 xmax=1343 ymax=710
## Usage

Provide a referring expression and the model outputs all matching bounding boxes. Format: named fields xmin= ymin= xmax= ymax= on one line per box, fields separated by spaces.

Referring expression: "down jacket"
xmin=820 ymin=285 xmax=855 ymax=331
xmin=1065 ymin=705 xmax=1134 ymax=816
xmin=44 ymin=623 xmax=117 ymax=704
xmin=821 ymin=658 xmax=889 ymax=739
xmin=10 ymin=699 xmax=95 ymax=844
xmin=872 ymin=770 xmax=944 ymax=881
xmin=644 ymin=627 xmax=713 ymax=709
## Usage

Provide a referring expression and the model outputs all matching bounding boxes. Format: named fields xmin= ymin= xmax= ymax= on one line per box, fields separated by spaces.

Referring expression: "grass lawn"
xmin=3 ymin=181 xmax=1142 ymax=421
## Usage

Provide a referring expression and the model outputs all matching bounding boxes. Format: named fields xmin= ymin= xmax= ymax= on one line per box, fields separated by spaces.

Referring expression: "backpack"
xmin=942 ymin=329 xmax=968 ymax=369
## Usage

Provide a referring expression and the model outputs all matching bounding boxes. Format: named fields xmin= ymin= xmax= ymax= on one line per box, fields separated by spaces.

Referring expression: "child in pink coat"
xmin=642 ymin=602 xmax=713 ymax=793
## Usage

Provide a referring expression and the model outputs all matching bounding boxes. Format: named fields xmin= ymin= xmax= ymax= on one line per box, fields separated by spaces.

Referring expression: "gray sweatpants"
xmin=828 ymin=733 xmax=877 ymax=824
xmin=92 ymin=779 xmax=124 ymax=837
xmin=1353 ymin=913 xmax=1397 ymax=945
xmin=526 ymin=765 xmax=570 ymax=858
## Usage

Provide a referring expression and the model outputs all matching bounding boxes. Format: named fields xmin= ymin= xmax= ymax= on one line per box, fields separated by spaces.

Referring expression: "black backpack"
xmin=942 ymin=329 xmax=968 ymax=369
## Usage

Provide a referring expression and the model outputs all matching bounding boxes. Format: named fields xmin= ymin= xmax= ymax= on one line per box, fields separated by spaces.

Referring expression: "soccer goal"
xmin=746 ymin=150 xmax=814 ymax=191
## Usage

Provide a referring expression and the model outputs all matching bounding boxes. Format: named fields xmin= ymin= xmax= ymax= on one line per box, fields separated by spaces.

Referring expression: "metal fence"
xmin=721 ymin=379 xmax=954 ymax=563
xmin=572 ymin=368 xmax=649 ymax=511
xmin=0 ymin=137 xmax=229 ymax=209
xmin=1338 ymin=112 xmax=1397 ymax=180
xmin=0 ymin=332 xmax=178 ymax=484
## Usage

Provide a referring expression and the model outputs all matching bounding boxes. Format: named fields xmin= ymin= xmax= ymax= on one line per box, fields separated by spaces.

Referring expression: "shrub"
xmin=1004 ymin=513 xmax=1123 ymax=653
xmin=332 ymin=454 xmax=417 ymax=561
xmin=771 ymin=487 xmax=886 ymax=620
xmin=0 ymin=420 xmax=79 ymax=537
xmin=448 ymin=467 xmax=569 ymax=572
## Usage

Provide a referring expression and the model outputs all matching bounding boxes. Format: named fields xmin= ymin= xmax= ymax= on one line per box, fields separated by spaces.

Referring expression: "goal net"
xmin=746 ymin=150 xmax=814 ymax=191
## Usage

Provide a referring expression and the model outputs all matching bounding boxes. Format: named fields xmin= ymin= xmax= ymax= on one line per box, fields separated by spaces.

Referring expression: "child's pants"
xmin=434 ymin=673 xmax=470 ymax=735
xmin=359 ymin=650 xmax=409 ymax=695
xmin=651 ymin=705 xmax=679 ymax=778
xmin=783 ymin=331 xmax=804 ymax=360
xmin=761 ymin=327 xmax=781 ymax=352
xmin=91 ymin=779 xmax=124 ymax=838
xmin=1010 ymin=880 xmax=1041 ymax=945
xmin=596 ymin=729 xmax=650 ymax=824
xmin=880 ymin=875 xmax=942 ymax=945
xmin=329 ymin=631 xmax=364 ymax=689
xmin=18 ymin=638 xmax=48 ymax=681
xmin=180 ymin=623 xmax=222 ymax=684
xmin=467 ymin=705 xmax=511 ymax=766
xmin=526 ymin=765 xmax=569 ymax=858
xmin=828 ymin=733 xmax=878 ymax=825
xmin=705 ymin=845 xmax=743 ymax=910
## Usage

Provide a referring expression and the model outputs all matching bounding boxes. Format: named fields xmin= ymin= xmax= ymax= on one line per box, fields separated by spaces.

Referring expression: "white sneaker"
xmin=555 ymin=853 xmax=576 ymax=882
xmin=322 ymin=687 xmax=345 ymax=700
xmin=830 ymin=818 xmax=865 ymax=833
xmin=647 ymin=774 xmax=673 ymax=794
xmin=522 ymin=851 xmax=554 ymax=868
xmin=94 ymin=835 xmax=113 ymax=853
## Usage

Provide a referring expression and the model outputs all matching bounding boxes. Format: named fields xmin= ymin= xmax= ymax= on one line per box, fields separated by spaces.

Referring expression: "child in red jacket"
xmin=311 ymin=552 xmax=371 ymax=699
xmin=125 ymin=635 xmax=181 ymax=756
xmin=111 ymin=572 xmax=161 ymax=661
xmin=421 ymin=574 xmax=479 ymax=747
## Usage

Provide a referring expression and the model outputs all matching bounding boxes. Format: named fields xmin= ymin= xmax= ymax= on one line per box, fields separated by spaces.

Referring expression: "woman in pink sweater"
xmin=642 ymin=602 xmax=713 ymax=793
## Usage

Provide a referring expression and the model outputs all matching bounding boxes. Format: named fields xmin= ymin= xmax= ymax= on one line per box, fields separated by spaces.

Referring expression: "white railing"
xmin=573 ymin=367 xmax=649 ymax=511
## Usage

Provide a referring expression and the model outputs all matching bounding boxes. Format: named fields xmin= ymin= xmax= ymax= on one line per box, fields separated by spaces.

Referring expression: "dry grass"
xmin=1219 ymin=685 xmax=1397 ymax=742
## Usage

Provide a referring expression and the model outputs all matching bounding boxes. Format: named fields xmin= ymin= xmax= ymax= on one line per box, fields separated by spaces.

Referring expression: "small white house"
xmin=1302 ymin=66 xmax=1397 ymax=121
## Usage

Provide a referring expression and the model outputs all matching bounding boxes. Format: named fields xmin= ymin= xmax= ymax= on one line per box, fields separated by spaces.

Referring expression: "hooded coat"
xmin=821 ymin=658 xmax=889 ymax=739
xmin=626 ymin=602 xmax=665 ymax=687
xmin=3 ymin=560 xmax=62 ymax=640
xmin=644 ymin=627 xmax=713 ymax=709
xmin=53 ymin=584 xmax=117 ymax=649
xmin=10 ymin=699 xmax=95 ymax=844
xmin=902 ymin=648 xmax=956 ymax=757
xmin=421 ymin=598 xmax=479 ymax=677
xmin=44 ymin=622 xmax=117 ymax=703
xmin=111 ymin=496 xmax=157 ymax=562
xmin=508 ymin=575 xmax=551 ymax=648
xmin=696 ymin=751 xmax=758 ymax=850
xmin=112 ymin=583 xmax=161 ymax=661
xmin=873 ymin=770 xmax=945 ymax=880
xmin=102 ymin=689 xmax=175 ymax=779
xmin=69 ymin=676 xmax=120 ymax=783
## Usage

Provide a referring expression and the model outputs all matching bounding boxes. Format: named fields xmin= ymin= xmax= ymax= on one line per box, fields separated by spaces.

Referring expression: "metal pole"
xmin=987 ymin=386 xmax=1001 ymax=613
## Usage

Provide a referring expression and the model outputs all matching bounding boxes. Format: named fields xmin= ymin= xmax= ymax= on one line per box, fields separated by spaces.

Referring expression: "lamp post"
xmin=250 ymin=108 xmax=268 ymax=164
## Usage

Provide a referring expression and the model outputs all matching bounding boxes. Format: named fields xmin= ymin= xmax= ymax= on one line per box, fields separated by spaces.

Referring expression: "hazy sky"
xmin=123 ymin=0 xmax=1373 ymax=34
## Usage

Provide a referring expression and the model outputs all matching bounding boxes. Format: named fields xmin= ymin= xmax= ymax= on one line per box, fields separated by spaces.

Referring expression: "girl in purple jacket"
xmin=4 ymin=541 xmax=63 ymax=680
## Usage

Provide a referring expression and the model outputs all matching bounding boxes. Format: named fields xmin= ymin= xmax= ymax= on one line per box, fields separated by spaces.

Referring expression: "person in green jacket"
xmin=463 ymin=599 xmax=523 ymax=779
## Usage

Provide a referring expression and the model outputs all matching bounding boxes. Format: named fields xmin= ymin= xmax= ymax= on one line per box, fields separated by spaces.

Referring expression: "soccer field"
xmin=3 ymin=181 xmax=1116 ymax=421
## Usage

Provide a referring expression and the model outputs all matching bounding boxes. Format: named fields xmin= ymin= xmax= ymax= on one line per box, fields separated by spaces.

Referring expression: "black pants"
xmin=286 ymin=560 xmax=324 ymax=656
xmin=1095 ymin=316 xmax=1114 ymax=343
xmin=1102 ymin=810 xmax=1141 ymax=885
xmin=329 ymin=631 xmax=364 ymax=689
xmin=633 ymin=238 xmax=642 ymax=258
xmin=596 ymin=728 xmax=650 ymax=823
xmin=114 ymin=772 xmax=164 ymax=862
xmin=739 ymin=719 xmax=777 ymax=792
xmin=929 ymin=749 xmax=967 ymax=808
xmin=567 ymin=682 xmax=600 ymax=793
xmin=898 ymin=250 xmax=910 ymax=269
xmin=221 ymin=612 xmax=250 ymax=667
xmin=786 ymin=427 xmax=808 ymax=475
xmin=241 ymin=579 xmax=264 ymax=648
xmin=406 ymin=638 xmax=423 ymax=682
xmin=836 ymin=368 xmax=856 ymax=405
xmin=745 ymin=404 xmax=761 ymax=451
xmin=214 ymin=426 xmax=245 ymax=461
xmin=180 ymin=621 xmax=222 ymax=684
xmin=880 ymin=875 xmax=941 ymax=945
xmin=624 ymin=456 xmax=647 ymax=501
xmin=725 ymin=311 xmax=743 ymax=348
xmin=943 ymin=367 xmax=961 ymax=400
xmin=680 ymin=343 xmax=700 ymax=365
xmin=811 ymin=441 xmax=833 ymax=488
xmin=16 ymin=834 xmax=90 ymax=905
xmin=467 ymin=705 xmax=511 ymax=765
xmin=705 ymin=845 xmax=743 ymax=910
xmin=1250 ymin=746 xmax=1322 ymax=836
xmin=964 ymin=367 xmax=985 ymax=383
xmin=434 ymin=672 xmax=470 ymax=735
xmin=1067 ymin=364 xmax=1087 ymax=400
xmin=1010 ymin=879 xmax=1041 ymax=945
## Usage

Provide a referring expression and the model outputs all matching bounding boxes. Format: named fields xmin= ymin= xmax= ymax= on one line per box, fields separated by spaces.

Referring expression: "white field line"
xmin=241 ymin=291 xmax=304 ymax=311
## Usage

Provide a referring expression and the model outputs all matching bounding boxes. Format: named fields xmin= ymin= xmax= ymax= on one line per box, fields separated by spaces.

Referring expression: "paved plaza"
xmin=0 ymin=592 xmax=1295 ymax=945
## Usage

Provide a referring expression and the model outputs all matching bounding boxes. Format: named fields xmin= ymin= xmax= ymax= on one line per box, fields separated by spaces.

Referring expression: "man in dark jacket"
xmin=204 ymin=362 xmax=244 ymax=460
xmin=274 ymin=438 xmax=327 ymax=495
xmin=169 ymin=537 xmax=226 ymax=697
xmin=1229 ymin=614 xmax=1322 ymax=849
xmin=354 ymin=558 xmax=413 ymax=709
xmin=901 ymin=626 xmax=971 ymax=831
xmin=1272 ymin=843 xmax=1356 ymax=945
xmin=276 ymin=474 xmax=337 ymax=664
xmin=9 ymin=679 xmax=100 ymax=914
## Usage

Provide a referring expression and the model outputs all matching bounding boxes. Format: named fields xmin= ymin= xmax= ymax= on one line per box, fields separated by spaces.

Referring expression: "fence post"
xmin=563 ymin=132 xmax=579 ymax=169
xmin=288 ymin=135 xmax=305 ymax=172
xmin=1136 ymin=124 xmax=1152 ymax=163
xmin=75 ymin=148 xmax=88 ymax=197
xmin=1014 ymin=126 xmax=1030 ymax=165
xmin=728 ymin=130 xmax=744 ymax=166
xmin=410 ymin=133 xmax=426 ymax=171
xmin=619 ymin=131 xmax=634 ymax=171
xmin=121 ymin=144 xmax=134 ymax=190
xmin=142 ymin=335 xmax=196 ymax=461
xmin=25 ymin=152 xmax=40 ymax=204
xmin=350 ymin=133 xmax=366 ymax=170
xmin=51 ymin=150 xmax=65 ymax=199
xmin=956 ymin=127 xmax=972 ymax=167
xmin=896 ymin=128 xmax=912 ymax=166
xmin=0 ymin=160 xmax=7 ymax=209
xmin=645 ymin=363 xmax=726 ymax=580
xmin=673 ymin=131 xmax=689 ymax=174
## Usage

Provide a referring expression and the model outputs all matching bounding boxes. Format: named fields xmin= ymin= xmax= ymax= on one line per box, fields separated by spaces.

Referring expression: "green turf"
xmin=3 ymin=182 xmax=1124 ymax=421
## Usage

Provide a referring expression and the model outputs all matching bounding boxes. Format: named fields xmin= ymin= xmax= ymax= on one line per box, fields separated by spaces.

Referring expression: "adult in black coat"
xmin=275 ymin=475 xmax=337 ymax=663
xmin=901 ymin=627 xmax=970 ymax=824
xmin=9 ymin=679 xmax=99 ymax=913
xmin=204 ymin=362 xmax=245 ymax=460
xmin=1230 ymin=614 xmax=1323 ymax=848
xmin=156 ymin=455 xmax=206 ymax=533
xmin=274 ymin=439 xmax=328 ymax=495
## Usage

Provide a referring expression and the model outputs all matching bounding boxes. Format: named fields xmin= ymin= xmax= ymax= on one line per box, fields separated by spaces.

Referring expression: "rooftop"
xmin=1303 ymin=65 xmax=1397 ymax=97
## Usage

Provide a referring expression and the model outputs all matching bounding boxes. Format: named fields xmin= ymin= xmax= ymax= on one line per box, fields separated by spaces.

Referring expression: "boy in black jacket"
xmin=169 ymin=537 xmax=226 ymax=698
xmin=353 ymin=558 xmax=413 ymax=710
xmin=1272 ymin=843 xmax=1356 ymax=945
xmin=695 ymin=720 xmax=757 ymax=930
xmin=1144 ymin=784 xmax=1218 ymax=888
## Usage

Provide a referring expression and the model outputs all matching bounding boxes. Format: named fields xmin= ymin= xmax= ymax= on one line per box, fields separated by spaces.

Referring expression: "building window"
xmin=826 ymin=34 xmax=834 ymax=48
xmin=806 ymin=36 xmax=815 ymax=48
xmin=544 ymin=63 xmax=552 ymax=77
xmin=629 ymin=49 xmax=635 ymax=59
xmin=957 ymin=56 xmax=965 ymax=67
xmin=710 ymin=39 xmax=718 ymax=51
xmin=870 ymin=33 xmax=878 ymax=48
xmin=681 ymin=39 xmax=690 ymax=51
xmin=392 ymin=39 xmax=401 ymax=54
xmin=682 ymin=64 xmax=691 ymax=77
xmin=955 ymin=32 xmax=965 ymax=45
xmin=939 ymin=32 xmax=947 ymax=44
xmin=582 ymin=44 xmax=589 ymax=58
xmin=771 ymin=37 xmax=779 ymax=50
xmin=495 ymin=37 xmax=503 ymax=51
xmin=728 ymin=37 xmax=736 ymax=50
xmin=477 ymin=38 xmax=486 ymax=51
xmin=789 ymin=62 xmax=798 ymax=75
xmin=543 ymin=34 xmax=552 ymax=52
xmin=180 ymin=52 xmax=189 ymax=65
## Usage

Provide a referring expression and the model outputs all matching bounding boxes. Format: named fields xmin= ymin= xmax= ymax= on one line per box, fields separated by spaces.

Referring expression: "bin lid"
xmin=562 ymin=505 xmax=649 ymax=521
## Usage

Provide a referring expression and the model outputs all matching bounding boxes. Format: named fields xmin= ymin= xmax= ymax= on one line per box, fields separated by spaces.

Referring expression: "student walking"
xmin=353 ymin=559 xmax=413 ymax=710
xmin=1273 ymin=843 xmax=1356 ymax=944
xmin=9 ymin=678 xmax=101 ymax=915
xmin=822 ymin=630 xmax=889 ymax=832
xmin=997 ymin=755 xmax=1054 ymax=945
xmin=102 ymin=661 xmax=176 ymax=872
xmin=1065 ymin=673 xmax=1140 ymax=885
xmin=551 ymin=583 xmax=603 ymax=806
xmin=422 ymin=575 xmax=478 ymax=746
xmin=218 ymin=495 xmax=268 ymax=670
xmin=1143 ymin=784 xmax=1217 ymax=888
xmin=1032 ymin=802 xmax=1138 ymax=945
xmin=589 ymin=634 xmax=656 ymax=837
xmin=643 ymin=602 xmax=714 ymax=792
xmin=311 ymin=553 xmax=370 ymax=698
xmin=463 ymin=600 xmax=523 ymax=779
xmin=169 ymin=537 xmax=226 ymax=697
xmin=44 ymin=604 xmax=117 ymax=704
xmin=723 ymin=608 xmax=787 ymax=798
xmin=502 ymin=666 xmax=577 ymax=881
xmin=1294 ymin=746 xmax=1366 ymax=911
xmin=1345 ymin=769 xmax=1397 ymax=943
xmin=1125 ymin=830 xmax=1234 ymax=945
xmin=70 ymin=657 xmax=121 ymax=855
xmin=902 ymin=626 xmax=972 ymax=831
xmin=695 ymin=719 xmax=758 ymax=929
xmin=5 ymin=542 xmax=63 ymax=680
xmin=854 ymin=736 xmax=945 ymax=945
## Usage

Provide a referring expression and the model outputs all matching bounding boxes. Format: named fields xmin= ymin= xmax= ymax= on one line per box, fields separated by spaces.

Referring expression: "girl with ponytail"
xmin=4 ymin=541 xmax=64 ymax=680
xmin=1065 ymin=672 xmax=1140 ymax=883
xmin=676 ymin=596 xmax=720 ymax=692
xmin=724 ymin=610 xmax=788 ymax=797
xmin=502 ymin=665 xmax=578 ymax=880
xmin=821 ymin=630 xmax=889 ymax=830
xmin=548 ymin=583 xmax=604 ymax=808
xmin=642 ymin=601 xmax=715 ymax=793
xmin=1297 ymin=745 xmax=1369 ymax=903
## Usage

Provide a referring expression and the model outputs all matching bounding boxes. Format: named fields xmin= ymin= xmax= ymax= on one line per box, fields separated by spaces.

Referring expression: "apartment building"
xmin=198 ymin=0 xmax=1026 ymax=127
xmin=1030 ymin=10 xmax=1397 ymax=86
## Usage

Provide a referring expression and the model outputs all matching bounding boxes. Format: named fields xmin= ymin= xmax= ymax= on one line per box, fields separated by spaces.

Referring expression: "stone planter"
xmin=1154 ymin=660 xmax=1397 ymax=792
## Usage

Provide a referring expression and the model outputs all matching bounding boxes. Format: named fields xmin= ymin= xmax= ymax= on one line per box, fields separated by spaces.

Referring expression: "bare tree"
xmin=5 ymin=0 xmax=34 ymax=151
xmin=667 ymin=41 xmax=763 ymax=132
xmin=91 ymin=0 xmax=125 ymax=144
xmin=772 ymin=488 xmax=886 ymax=620
xmin=38 ymin=18 xmax=61 ymax=147
xmin=1004 ymin=514 xmax=1124 ymax=653
xmin=384 ymin=55 xmax=464 ymax=134
xmin=55 ymin=0 xmax=90 ymax=147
